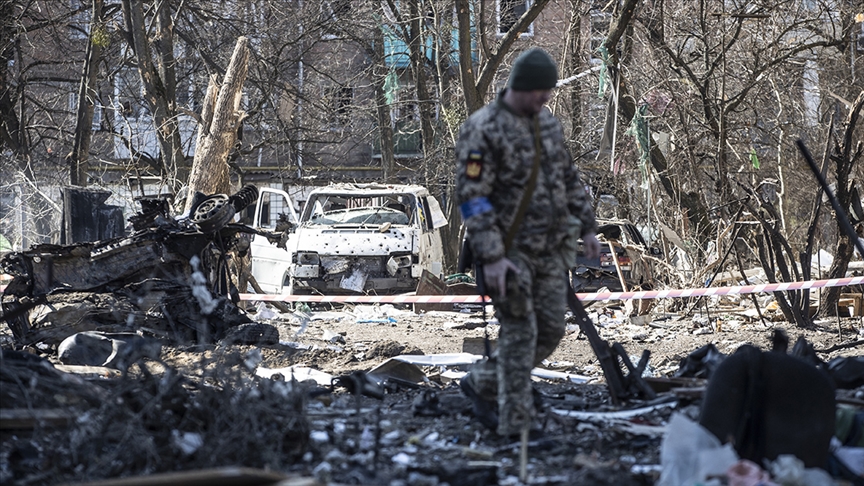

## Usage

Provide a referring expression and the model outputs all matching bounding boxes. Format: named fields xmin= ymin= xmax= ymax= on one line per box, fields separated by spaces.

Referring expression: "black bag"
xmin=698 ymin=345 xmax=835 ymax=468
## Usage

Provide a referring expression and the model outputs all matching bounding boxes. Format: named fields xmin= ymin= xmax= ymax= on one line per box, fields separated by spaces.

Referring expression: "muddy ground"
xmin=2 ymin=298 xmax=863 ymax=485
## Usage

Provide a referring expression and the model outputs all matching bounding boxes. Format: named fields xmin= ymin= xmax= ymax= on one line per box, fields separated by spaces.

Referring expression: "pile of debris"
xmin=3 ymin=327 xmax=861 ymax=485
xmin=0 ymin=185 xmax=276 ymax=347
xmin=0 ymin=347 xmax=309 ymax=484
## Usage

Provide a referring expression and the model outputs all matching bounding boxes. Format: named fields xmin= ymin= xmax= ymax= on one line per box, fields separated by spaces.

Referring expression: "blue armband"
xmin=460 ymin=197 xmax=493 ymax=220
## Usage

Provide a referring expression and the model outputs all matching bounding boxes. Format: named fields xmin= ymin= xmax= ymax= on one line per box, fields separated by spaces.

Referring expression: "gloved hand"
xmin=581 ymin=231 xmax=601 ymax=259
xmin=483 ymin=257 xmax=520 ymax=298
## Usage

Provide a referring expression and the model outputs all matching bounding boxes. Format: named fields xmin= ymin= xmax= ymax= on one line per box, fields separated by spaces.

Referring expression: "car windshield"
xmin=304 ymin=194 xmax=414 ymax=226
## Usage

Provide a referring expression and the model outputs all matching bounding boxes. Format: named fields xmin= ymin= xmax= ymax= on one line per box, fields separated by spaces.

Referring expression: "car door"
xmin=250 ymin=188 xmax=299 ymax=294
xmin=416 ymin=195 xmax=447 ymax=277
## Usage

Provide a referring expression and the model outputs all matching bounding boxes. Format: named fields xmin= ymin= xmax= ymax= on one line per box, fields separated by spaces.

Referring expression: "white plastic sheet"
xmin=656 ymin=413 xmax=739 ymax=486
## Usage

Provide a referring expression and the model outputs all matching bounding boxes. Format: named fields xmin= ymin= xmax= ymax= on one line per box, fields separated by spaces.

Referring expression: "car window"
xmin=255 ymin=189 xmax=298 ymax=229
xmin=310 ymin=207 xmax=409 ymax=226
xmin=304 ymin=193 xmax=414 ymax=226
xmin=418 ymin=197 xmax=434 ymax=232
xmin=624 ymin=224 xmax=647 ymax=247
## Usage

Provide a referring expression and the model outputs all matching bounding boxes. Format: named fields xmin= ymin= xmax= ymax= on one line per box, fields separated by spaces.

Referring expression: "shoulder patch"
xmin=465 ymin=150 xmax=483 ymax=179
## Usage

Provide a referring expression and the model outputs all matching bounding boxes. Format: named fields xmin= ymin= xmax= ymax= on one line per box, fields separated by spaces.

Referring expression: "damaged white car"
xmin=250 ymin=184 xmax=447 ymax=295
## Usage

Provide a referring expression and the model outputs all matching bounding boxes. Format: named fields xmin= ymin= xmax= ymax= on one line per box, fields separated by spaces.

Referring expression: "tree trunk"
xmin=436 ymin=2 xmax=454 ymax=118
xmin=407 ymin=0 xmax=435 ymax=183
xmin=433 ymin=1 xmax=460 ymax=272
xmin=820 ymin=91 xmax=864 ymax=315
xmin=456 ymin=0 xmax=551 ymax=114
xmin=439 ymin=182 xmax=463 ymax=274
xmin=0 ymin=2 xmax=23 ymax=158
xmin=372 ymin=22 xmax=396 ymax=181
xmin=567 ymin=1 xmax=584 ymax=145
xmin=185 ymin=36 xmax=250 ymax=210
xmin=154 ymin=3 xmax=177 ymax=111
xmin=455 ymin=0 xmax=482 ymax=114
xmin=68 ymin=0 xmax=104 ymax=187
xmin=800 ymin=120 xmax=834 ymax=317
xmin=121 ymin=0 xmax=185 ymax=179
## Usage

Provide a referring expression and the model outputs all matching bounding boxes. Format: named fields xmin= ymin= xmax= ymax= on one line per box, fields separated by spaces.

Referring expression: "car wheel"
xmin=191 ymin=194 xmax=236 ymax=233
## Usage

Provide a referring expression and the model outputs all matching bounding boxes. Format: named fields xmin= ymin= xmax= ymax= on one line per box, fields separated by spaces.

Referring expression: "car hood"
xmin=293 ymin=226 xmax=416 ymax=255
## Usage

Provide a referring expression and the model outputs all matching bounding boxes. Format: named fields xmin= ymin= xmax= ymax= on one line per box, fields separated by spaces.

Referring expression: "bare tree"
xmin=185 ymin=37 xmax=250 ymax=210
xmin=120 ymin=0 xmax=186 ymax=181
xmin=0 ymin=1 xmax=92 ymax=248
xmin=820 ymin=91 xmax=864 ymax=315
xmin=67 ymin=0 xmax=111 ymax=186
xmin=372 ymin=23 xmax=398 ymax=181
xmin=456 ymin=0 xmax=551 ymax=114
xmin=0 ymin=0 xmax=24 ymax=160
xmin=638 ymin=0 xmax=848 ymax=209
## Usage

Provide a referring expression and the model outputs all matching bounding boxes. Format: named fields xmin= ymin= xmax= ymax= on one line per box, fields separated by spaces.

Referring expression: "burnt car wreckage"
xmin=0 ymin=185 xmax=281 ymax=346
xmin=571 ymin=219 xmax=661 ymax=294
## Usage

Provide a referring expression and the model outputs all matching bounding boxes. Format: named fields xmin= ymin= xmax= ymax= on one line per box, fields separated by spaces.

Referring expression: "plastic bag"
xmin=657 ymin=413 xmax=739 ymax=486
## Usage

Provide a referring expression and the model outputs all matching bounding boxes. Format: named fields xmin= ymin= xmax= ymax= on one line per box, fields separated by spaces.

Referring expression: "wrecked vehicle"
xmin=571 ymin=219 xmax=660 ymax=293
xmin=0 ymin=186 xmax=266 ymax=345
xmin=251 ymin=183 xmax=447 ymax=295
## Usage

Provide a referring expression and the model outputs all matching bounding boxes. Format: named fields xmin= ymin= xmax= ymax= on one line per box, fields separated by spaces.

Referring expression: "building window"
xmin=589 ymin=11 xmax=611 ymax=54
xmin=334 ymin=86 xmax=353 ymax=126
xmin=69 ymin=0 xmax=89 ymax=39
xmin=498 ymin=0 xmax=533 ymax=36
xmin=321 ymin=0 xmax=351 ymax=39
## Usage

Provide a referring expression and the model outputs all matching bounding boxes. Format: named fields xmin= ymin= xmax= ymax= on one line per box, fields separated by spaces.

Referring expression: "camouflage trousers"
xmin=466 ymin=246 xmax=569 ymax=436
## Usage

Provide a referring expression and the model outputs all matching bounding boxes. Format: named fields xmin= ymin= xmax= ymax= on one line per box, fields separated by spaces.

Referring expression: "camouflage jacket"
xmin=456 ymin=91 xmax=597 ymax=264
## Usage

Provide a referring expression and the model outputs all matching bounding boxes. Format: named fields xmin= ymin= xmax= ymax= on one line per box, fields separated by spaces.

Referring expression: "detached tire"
xmin=221 ymin=323 xmax=279 ymax=345
xmin=192 ymin=194 xmax=235 ymax=233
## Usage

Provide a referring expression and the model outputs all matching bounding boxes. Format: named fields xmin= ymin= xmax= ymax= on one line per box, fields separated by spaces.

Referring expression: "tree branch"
xmin=475 ymin=0 xmax=551 ymax=97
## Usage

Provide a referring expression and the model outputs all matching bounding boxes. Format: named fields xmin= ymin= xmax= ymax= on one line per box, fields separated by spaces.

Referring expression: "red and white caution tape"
xmin=5 ymin=276 xmax=860 ymax=302
xmin=238 ymin=276 xmax=864 ymax=304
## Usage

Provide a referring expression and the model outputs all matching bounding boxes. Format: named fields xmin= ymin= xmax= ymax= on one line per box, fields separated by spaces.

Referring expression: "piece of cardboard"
xmin=58 ymin=467 xmax=316 ymax=486
xmin=414 ymin=270 xmax=481 ymax=313
xmin=0 ymin=409 xmax=73 ymax=429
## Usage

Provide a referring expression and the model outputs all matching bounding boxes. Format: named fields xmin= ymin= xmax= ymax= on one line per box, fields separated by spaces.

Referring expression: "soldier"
xmin=456 ymin=48 xmax=601 ymax=437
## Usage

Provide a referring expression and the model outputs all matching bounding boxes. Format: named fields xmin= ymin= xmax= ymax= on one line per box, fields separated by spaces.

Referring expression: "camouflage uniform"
xmin=456 ymin=90 xmax=597 ymax=436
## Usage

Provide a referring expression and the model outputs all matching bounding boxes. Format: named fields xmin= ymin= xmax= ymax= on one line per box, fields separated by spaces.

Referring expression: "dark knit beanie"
xmin=508 ymin=48 xmax=558 ymax=91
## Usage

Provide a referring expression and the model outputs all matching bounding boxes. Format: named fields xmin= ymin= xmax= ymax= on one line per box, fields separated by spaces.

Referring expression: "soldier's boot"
xmin=460 ymin=378 xmax=499 ymax=431
xmin=497 ymin=402 xmax=545 ymax=439
xmin=532 ymin=386 xmax=545 ymax=411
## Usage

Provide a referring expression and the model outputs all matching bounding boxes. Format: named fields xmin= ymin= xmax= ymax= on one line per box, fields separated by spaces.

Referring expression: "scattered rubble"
xmin=2 ymin=299 xmax=862 ymax=485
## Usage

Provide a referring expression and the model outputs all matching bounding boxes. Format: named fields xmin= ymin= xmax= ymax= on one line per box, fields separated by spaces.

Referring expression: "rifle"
xmin=460 ymin=233 xmax=656 ymax=403
xmin=566 ymin=281 xmax=656 ymax=405
xmin=458 ymin=237 xmax=491 ymax=357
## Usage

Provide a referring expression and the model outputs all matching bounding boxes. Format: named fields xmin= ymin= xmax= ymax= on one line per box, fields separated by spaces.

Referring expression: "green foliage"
xmin=91 ymin=24 xmax=110 ymax=48
xmin=749 ymin=149 xmax=760 ymax=170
